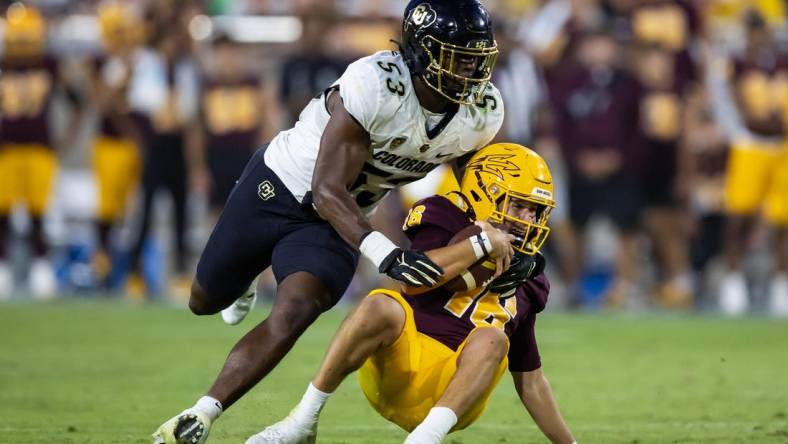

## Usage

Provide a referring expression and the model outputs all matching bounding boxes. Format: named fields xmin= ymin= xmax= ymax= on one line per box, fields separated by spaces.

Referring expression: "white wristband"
xmin=359 ymin=231 xmax=398 ymax=268
xmin=470 ymin=232 xmax=492 ymax=260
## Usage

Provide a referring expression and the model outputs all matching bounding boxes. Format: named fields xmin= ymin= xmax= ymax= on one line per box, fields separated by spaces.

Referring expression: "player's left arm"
xmin=512 ymin=368 xmax=576 ymax=444
xmin=311 ymin=90 xmax=375 ymax=247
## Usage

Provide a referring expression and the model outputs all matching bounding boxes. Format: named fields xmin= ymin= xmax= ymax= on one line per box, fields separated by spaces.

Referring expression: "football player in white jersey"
xmin=153 ymin=1 xmax=504 ymax=443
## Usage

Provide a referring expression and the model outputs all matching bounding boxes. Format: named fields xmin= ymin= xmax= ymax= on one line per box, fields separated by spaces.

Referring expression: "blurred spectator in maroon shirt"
xmin=126 ymin=14 xmax=201 ymax=299
xmin=198 ymin=34 xmax=279 ymax=215
xmin=546 ymin=26 xmax=644 ymax=307
xmin=625 ymin=0 xmax=703 ymax=308
xmin=631 ymin=42 xmax=696 ymax=308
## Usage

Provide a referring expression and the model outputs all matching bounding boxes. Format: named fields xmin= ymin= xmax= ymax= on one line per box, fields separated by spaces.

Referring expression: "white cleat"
xmin=29 ymin=258 xmax=57 ymax=300
xmin=221 ymin=291 xmax=257 ymax=325
xmin=245 ymin=415 xmax=317 ymax=444
xmin=719 ymin=272 xmax=749 ymax=316
xmin=152 ymin=409 xmax=212 ymax=444
xmin=0 ymin=261 xmax=13 ymax=300
xmin=768 ymin=275 xmax=788 ymax=318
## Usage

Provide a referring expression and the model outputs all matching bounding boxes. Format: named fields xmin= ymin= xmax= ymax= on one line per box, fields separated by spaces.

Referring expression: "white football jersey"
xmin=264 ymin=50 xmax=504 ymax=214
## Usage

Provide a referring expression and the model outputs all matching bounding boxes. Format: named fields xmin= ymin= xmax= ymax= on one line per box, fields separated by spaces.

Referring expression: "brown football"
xmin=443 ymin=224 xmax=497 ymax=293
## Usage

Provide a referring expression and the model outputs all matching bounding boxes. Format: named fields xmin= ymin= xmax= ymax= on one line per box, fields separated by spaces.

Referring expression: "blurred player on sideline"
xmin=629 ymin=0 xmax=701 ymax=308
xmin=126 ymin=10 xmax=201 ymax=298
xmin=198 ymin=34 xmax=279 ymax=215
xmin=711 ymin=10 xmax=788 ymax=315
xmin=88 ymin=1 xmax=144 ymax=286
xmin=153 ymin=1 xmax=504 ymax=443
xmin=249 ymin=144 xmax=576 ymax=444
xmin=0 ymin=3 xmax=82 ymax=299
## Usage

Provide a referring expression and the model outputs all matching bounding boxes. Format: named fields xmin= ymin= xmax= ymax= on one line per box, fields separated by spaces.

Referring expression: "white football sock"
xmin=405 ymin=407 xmax=457 ymax=443
xmin=194 ymin=396 xmax=223 ymax=421
xmin=292 ymin=383 xmax=332 ymax=423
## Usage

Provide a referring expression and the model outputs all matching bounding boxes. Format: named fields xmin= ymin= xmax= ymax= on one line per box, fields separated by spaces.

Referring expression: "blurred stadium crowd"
xmin=0 ymin=0 xmax=786 ymax=316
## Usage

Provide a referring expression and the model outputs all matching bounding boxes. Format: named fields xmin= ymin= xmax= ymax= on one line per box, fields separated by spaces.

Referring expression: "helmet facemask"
xmin=420 ymin=35 xmax=498 ymax=105
xmin=488 ymin=190 xmax=553 ymax=255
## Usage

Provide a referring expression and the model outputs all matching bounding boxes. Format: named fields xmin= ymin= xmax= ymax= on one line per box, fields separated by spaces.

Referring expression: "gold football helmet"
xmin=98 ymin=1 xmax=142 ymax=54
xmin=458 ymin=143 xmax=555 ymax=255
xmin=3 ymin=3 xmax=46 ymax=58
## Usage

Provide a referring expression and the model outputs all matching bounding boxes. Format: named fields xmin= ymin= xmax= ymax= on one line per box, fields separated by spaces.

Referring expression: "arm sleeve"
xmin=337 ymin=60 xmax=381 ymax=132
xmin=508 ymin=311 xmax=542 ymax=372
xmin=522 ymin=273 xmax=550 ymax=313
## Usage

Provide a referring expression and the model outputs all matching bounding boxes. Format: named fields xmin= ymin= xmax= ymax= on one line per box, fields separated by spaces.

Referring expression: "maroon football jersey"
xmin=0 ymin=56 xmax=58 ymax=146
xmin=732 ymin=53 xmax=788 ymax=138
xmin=200 ymin=77 xmax=261 ymax=152
xmin=628 ymin=0 xmax=699 ymax=87
xmin=402 ymin=195 xmax=548 ymax=372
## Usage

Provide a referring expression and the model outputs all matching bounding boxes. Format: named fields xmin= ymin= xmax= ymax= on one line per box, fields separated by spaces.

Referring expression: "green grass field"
xmin=1 ymin=300 xmax=787 ymax=444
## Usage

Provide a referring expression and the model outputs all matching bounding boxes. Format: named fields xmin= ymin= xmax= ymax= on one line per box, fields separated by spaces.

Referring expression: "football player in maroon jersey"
xmin=249 ymin=144 xmax=576 ymax=444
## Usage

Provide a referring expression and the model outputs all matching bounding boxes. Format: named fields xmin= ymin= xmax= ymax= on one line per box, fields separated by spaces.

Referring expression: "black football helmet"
xmin=400 ymin=0 xmax=498 ymax=105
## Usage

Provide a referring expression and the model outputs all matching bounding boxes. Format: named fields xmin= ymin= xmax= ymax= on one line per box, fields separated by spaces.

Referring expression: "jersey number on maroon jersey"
xmin=444 ymin=287 xmax=517 ymax=330
xmin=0 ymin=71 xmax=52 ymax=119
xmin=203 ymin=87 xmax=258 ymax=134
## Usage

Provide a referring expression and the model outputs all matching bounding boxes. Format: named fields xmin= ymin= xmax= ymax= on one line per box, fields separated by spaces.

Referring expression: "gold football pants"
xmin=92 ymin=136 xmax=140 ymax=221
xmin=0 ymin=144 xmax=57 ymax=215
xmin=358 ymin=289 xmax=508 ymax=432
xmin=725 ymin=139 xmax=788 ymax=226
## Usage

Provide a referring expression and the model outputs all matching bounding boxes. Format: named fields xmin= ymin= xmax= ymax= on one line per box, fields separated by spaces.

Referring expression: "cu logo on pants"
xmin=258 ymin=180 xmax=275 ymax=201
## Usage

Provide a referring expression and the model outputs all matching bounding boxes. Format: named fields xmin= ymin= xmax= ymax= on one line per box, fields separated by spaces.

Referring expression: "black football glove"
xmin=379 ymin=248 xmax=444 ymax=287
xmin=488 ymin=251 xmax=545 ymax=297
